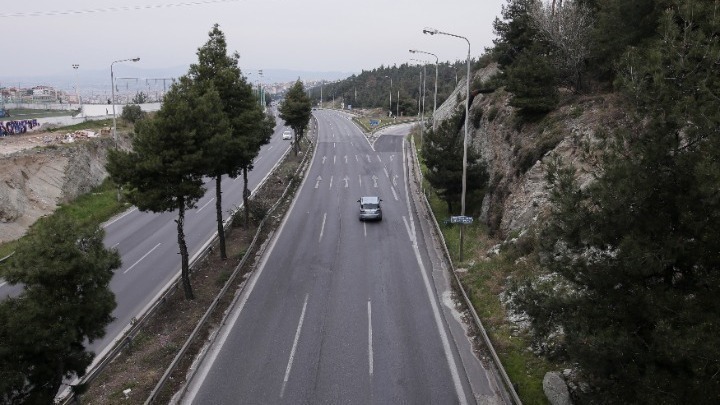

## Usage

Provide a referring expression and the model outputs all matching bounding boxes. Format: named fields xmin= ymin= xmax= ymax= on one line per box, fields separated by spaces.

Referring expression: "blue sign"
xmin=369 ymin=119 xmax=379 ymax=127
xmin=450 ymin=216 xmax=473 ymax=224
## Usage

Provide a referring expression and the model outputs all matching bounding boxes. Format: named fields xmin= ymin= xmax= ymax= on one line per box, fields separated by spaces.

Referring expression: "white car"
xmin=282 ymin=130 xmax=292 ymax=140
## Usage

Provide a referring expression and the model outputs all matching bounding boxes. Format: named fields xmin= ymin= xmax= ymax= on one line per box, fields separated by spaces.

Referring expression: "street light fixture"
xmin=410 ymin=49 xmax=439 ymax=128
xmin=424 ymin=26 xmax=471 ymax=261
xmin=110 ymin=57 xmax=140 ymax=145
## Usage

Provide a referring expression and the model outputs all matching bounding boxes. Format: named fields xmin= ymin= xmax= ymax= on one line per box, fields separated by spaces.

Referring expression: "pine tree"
xmin=107 ymin=77 xmax=224 ymax=300
xmin=279 ymin=80 xmax=312 ymax=156
xmin=188 ymin=24 xmax=272 ymax=259
xmin=422 ymin=109 xmax=487 ymax=214
xmin=0 ymin=214 xmax=120 ymax=402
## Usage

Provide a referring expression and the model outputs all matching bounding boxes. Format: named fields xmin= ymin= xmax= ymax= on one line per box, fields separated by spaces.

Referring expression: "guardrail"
xmin=60 ymin=119 xmax=317 ymax=404
xmin=408 ymin=136 xmax=522 ymax=405
xmin=145 ymin=116 xmax=318 ymax=403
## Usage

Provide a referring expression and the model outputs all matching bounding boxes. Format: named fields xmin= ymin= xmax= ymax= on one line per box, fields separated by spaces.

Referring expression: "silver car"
xmin=358 ymin=196 xmax=382 ymax=221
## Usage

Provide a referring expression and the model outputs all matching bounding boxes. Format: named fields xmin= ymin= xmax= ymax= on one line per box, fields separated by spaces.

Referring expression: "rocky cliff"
xmin=0 ymin=138 xmax=114 ymax=243
xmin=436 ymin=63 xmax=627 ymax=238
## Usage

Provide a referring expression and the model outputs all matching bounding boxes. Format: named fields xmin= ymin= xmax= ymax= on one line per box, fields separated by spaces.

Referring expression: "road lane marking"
xmin=368 ymin=300 xmax=374 ymax=376
xmin=329 ymin=176 xmax=334 ymax=189
xmin=0 ymin=281 xmax=7 ymax=288
xmin=333 ymin=155 xmax=337 ymax=164
xmin=281 ymin=294 xmax=309 ymax=398
xmin=103 ymin=207 xmax=137 ymax=228
xmin=315 ymin=176 xmax=322 ymax=189
xmin=344 ymin=176 xmax=349 ymax=188
xmin=355 ymin=154 xmax=359 ymax=162
xmin=384 ymin=167 xmax=390 ymax=178
xmin=377 ymin=154 xmax=382 ymax=162
xmin=111 ymin=242 xmax=120 ymax=249
xmin=401 ymin=139 xmax=467 ymax=404
xmin=391 ymin=186 xmax=399 ymax=201
xmin=123 ymin=243 xmax=162 ymax=274
xmin=319 ymin=213 xmax=327 ymax=242
xmin=359 ymin=175 xmax=362 ymax=187
xmin=364 ymin=222 xmax=367 ymax=237
xmin=196 ymin=197 xmax=215 ymax=213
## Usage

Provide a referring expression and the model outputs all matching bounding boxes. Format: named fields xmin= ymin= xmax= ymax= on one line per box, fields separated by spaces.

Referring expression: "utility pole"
xmin=147 ymin=78 xmax=175 ymax=101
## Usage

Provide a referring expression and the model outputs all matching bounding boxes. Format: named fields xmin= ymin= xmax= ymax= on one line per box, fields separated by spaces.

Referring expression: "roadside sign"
xmin=369 ymin=119 xmax=379 ymax=127
xmin=450 ymin=216 xmax=473 ymax=224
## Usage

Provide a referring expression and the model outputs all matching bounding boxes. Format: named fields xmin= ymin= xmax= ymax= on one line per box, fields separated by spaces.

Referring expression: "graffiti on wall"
xmin=0 ymin=119 xmax=40 ymax=136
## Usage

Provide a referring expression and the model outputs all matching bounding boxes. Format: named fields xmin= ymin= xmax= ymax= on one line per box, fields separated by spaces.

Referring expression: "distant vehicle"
xmin=282 ymin=130 xmax=292 ymax=140
xmin=358 ymin=196 xmax=382 ymax=221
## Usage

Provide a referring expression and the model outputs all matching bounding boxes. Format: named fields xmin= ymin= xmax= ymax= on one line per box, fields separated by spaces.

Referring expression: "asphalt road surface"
xmin=182 ymin=110 xmax=508 ymax=404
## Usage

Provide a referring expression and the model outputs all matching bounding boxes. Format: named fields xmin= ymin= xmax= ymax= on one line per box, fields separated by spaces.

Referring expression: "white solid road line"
xmin=102 ymin=207 xmax=137 ymax=228
xmin=182 ymin=136 xmax=319 ymax=404
xmin=123 ymin=243 xmax=162 ymax=274
xmin=368 ymin=300 xmax=374 ymax=376
xmin=401 ymin=139 xmax=468 ymax=405
xmin=195 ymin=197 xmax=214 ymax=213
xmin=281 ymin=293 xmax=309 ymax=398
xmin=0 ymin=281 xmax=7 ymax=288
xmin=319 ymin=213 xmax=327 ymax=243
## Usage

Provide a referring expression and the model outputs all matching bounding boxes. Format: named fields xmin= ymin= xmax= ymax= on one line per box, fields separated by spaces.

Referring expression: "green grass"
xmin=2 ymin=108 xmax=79 ymax=119
xmin=55 ymin=178 xmax=131 ymax=228
xmin=46 ymin=118 xmax=114 ymax=132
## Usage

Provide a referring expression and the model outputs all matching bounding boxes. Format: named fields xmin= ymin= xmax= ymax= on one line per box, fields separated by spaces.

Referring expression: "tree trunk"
xmin=243 ymin=167 xmax=250 ymax=227
xmin=176 ymin=198 xmax=194 ymax=300
xmin=293 ymin=127 xmax=303 ymax=156
xmin=215 ymin=174 xmax=226 ymax=260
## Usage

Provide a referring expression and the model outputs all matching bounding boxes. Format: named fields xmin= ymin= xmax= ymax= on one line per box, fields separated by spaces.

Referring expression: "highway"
xmin=0 ymin=110 xmax=294 ymax=368
xmin=182 ymin=109 xmax=507 ymax=404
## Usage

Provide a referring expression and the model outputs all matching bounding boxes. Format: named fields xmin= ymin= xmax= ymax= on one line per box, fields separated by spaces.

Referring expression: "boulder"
xmin=543 ymin=371 xmax=572 ymax=405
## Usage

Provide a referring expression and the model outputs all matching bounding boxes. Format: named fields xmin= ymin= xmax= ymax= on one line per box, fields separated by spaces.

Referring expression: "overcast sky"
xmin=1 ymin=0 xmax=505 ymax=80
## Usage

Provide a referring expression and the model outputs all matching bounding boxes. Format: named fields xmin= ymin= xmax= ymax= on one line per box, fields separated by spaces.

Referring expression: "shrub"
xmin=120 ymin=104 xmax=146 ymax=124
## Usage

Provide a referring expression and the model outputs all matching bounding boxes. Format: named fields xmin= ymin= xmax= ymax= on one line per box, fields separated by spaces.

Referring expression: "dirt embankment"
xmin=0 ymin=131 xmax=118 ymax=243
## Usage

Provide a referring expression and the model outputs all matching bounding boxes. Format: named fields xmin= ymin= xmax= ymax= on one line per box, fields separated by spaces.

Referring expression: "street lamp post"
xmin=410 ymin=49 xmax=439 ymax=128
xmin=72 ymin=64 xmax=81 ymax=109
xmin=383 ymin=75 xmax=393 ymax=117
xmin=110 ymin=57 xmax=140 ymax=145
xmin=424 ymin=27 xmax=471 ymax=261
xmin=411 ymin=58 xmax=428 ymax=144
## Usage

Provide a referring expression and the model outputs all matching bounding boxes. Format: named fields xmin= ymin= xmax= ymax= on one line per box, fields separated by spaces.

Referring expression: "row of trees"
xmin=309 ymin=61 xmax=470 ymax=116
xmin=0 ymin=24 xmax=315 ymax=403
xmin=108 ymin=25 xmax=274 ymax=300
xmin=497 ymin=0 xmax=720 ymax=402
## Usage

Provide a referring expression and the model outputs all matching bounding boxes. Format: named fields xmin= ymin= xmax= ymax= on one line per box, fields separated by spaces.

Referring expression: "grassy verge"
xmin=411 ymin=128 xmax=553 ymax=404
xmin=1 ymin=108 xmax=79 ymax=119
xmin=55 ymin=178 xmax=131 ymax=228
xmin=46 ymin=118 xmax=115 ymax=132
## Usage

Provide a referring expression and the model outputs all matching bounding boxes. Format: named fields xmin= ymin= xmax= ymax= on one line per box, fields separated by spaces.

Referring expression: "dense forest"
xmin=306 ymin=60 xmax=471 ymax=116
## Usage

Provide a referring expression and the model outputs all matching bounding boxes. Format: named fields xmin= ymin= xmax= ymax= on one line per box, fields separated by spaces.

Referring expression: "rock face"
xmin=543 ymin=371 xmax=573 ymax=405
xmin=0 ymin=138 xmax=113 ymax=243
xmin=433 ymin=62 xmax=627 ymax=238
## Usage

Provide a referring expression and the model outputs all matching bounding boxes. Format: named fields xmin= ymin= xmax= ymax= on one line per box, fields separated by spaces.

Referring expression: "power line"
xmin=0 ymin=0 xmax=240 ymax=18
